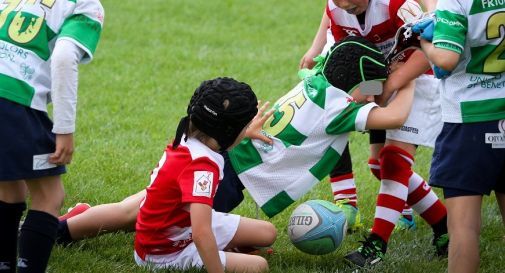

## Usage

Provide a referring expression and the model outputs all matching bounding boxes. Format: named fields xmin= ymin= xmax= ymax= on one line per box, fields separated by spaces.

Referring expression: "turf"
xmin=48 ymin=1 xmax=505 ymax=272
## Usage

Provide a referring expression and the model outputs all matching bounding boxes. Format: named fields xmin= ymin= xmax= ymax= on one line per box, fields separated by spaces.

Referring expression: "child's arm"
xmin=420 ymin=39 xmax=460 ymax=71
xmin=366 ymin=80 xmax=415 ymax=129
xmin=377 ymin=50 xmax=430 ymax=106
xmin=49 ymin=39 xmax=85 ymax=165
xmin=190 ymin=203 xmax=225 ymax=273
xmin=299 ymin=11 xmax=330 ymax=69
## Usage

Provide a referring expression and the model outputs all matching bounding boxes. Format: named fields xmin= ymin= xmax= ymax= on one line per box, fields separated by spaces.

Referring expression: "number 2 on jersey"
xmin=483 ymin=12 xmax=505 ymax=73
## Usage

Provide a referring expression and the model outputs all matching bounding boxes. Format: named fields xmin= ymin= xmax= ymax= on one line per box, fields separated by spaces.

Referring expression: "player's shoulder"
xmin=184 ymin=138 xmax=224 ymax=177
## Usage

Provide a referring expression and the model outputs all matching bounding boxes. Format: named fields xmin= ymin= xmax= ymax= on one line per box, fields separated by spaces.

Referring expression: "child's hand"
xmin=245 ymin=101 xmax=274 ymax=144
xmin=299 ymin=49 xmax=320 ymax=69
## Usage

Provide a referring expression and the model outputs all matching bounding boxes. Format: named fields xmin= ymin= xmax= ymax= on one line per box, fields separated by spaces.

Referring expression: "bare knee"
xmin=255 ymin=256 xmax=269 ymax=273
xmin=261 ymin=222 xmax=277 ymax=246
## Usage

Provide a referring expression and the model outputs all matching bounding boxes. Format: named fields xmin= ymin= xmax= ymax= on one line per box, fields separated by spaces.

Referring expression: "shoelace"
xmin=357 ymin=237 xmax=383 ymax=258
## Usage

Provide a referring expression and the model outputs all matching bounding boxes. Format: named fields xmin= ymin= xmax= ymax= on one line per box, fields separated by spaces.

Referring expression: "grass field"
xmin=49 ymin=1 xmax=505 ymax=272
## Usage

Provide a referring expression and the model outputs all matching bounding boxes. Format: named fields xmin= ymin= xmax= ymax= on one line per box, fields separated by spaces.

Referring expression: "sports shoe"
xmin=344 ymin=235 xmax=387 ymax=268
xmin=58 ymin=203 xmax=91 ymax=221
xmin=335 ymin=199 xmax=363 ymax=232
xmin=394 ymin=215 xmax=417 ymax=231
xmin=433 ymin=233 xmax=449 ymax=257
xmin=385 ymin=13 xmax=435 ymax=64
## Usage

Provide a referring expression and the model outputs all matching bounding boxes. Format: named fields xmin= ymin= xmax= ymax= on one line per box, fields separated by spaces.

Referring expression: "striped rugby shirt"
xmin=0 ymin=0 xmax=103 ymax=111
xmin=433 ymin=0 xmax=505 ymax=123
xmin=228 ymin=75 xmax=377 ymax=217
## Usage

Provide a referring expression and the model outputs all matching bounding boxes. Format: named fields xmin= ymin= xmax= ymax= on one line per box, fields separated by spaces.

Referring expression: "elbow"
xmin=432 ymin=58 xmax=458 ymax=72
xmin=429 ymin=50 xmax=459 ymax=72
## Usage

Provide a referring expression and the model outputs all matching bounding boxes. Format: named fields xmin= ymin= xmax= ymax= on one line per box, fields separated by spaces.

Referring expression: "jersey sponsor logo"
xmin=400 ymin=125 xmax=419 ymax=134
xmin=342 ymin=27 xmax=359 ymax=36
xmin=436 ymin=17 xmax=464 ymax=28
xmin=481 ymin=0 xmax=505 ymax=10
xmin=33 ymin=154 xmax=56 ymax=170
xmin=193 ymin=171 xmax=213 ymax=197
xmin=499 ymin=120 xmax=505 ymax=134
xmin=485 ymin=120 xmax=505 ymax=148
xmin=397 ymin=0 xmax=423 ymax=23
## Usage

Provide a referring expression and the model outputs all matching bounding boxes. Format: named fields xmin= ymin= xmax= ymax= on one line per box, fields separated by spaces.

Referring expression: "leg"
xmin=445 ymin=195 xmax=482 ymax=273
xmin=344 ymin=143 xmax=414 ymax=267
xmin=328 ymin=144 xmax=361 ymax=231
xmin=225 ymin=252 xmax=269 ymax=273
xmin=18 ymin=176 xmax=64 ymax=273
xmin=0 ymin=181 xmax=27 ymax=273
xmin=226 ymin=217 xmax=276 ymax=249
xmin=64 ymin=190 xmax=145 ymax=241
xmin=224 ymin=217 xmax=275 ymax=273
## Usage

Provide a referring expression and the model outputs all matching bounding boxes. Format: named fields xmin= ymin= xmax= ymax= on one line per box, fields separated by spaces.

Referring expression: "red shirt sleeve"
xmin=178 ymin=157 xmax=220 ymax=207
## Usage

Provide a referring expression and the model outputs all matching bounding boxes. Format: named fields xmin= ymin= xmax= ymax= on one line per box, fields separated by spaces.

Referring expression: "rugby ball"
xmin=288 ymin=200 xmax=347 ymax=255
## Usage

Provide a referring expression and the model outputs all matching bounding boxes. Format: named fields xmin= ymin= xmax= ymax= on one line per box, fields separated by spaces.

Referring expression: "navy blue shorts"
xmin=0 ymin=98 xmax=66 ymax=181
xmin=213 ymin=152 xmax=244 ymax=213
xmin=430 ymin=121 xmax=505 ymax=198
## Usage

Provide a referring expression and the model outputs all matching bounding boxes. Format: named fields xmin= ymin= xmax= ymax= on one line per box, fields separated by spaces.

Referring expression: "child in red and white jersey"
xmin=134 ymin=78 xmax=276 ymax=273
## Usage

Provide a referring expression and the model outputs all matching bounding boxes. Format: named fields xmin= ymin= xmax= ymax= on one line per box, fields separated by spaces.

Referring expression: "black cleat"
xmin=344 ymin=235 xmax=387 ymax=268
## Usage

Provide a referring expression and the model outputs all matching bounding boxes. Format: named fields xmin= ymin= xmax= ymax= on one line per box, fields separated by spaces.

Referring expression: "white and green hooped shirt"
xmin=228 ymin=75 xmax=377 ymax=217
xmin=433 ymin=0 xmax=505 ymax=123
xmin=0 ymin=0 xmax=103 ymax=112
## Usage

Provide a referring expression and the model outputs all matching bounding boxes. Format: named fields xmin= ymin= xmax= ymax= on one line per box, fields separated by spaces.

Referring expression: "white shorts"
xmin=386 ymin=74 xmax=442 ymax=148
xmin=134 ymin=210 xmax=241 ymax=270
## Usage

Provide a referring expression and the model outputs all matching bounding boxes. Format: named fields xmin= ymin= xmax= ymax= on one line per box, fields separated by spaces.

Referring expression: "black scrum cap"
xmin=322 ymin=36 xmax=388 ymax=93
xmin=173 ymin=77 xmax=258 ymax=151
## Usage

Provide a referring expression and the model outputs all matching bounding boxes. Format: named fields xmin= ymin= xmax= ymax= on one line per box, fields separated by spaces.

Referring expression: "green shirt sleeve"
xmin=58 ymin=0 xmax=104 ymax=63
xmin=433 ymin=5 xmax=467 ymax=53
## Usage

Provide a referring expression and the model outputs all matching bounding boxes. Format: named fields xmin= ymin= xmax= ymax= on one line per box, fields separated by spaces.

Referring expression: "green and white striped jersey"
xmin=0 ymin=0 xmax=103 ymax=111
xmin=228 ymin=74 xmax=377 ymax=217
xmin=433 ymin=0 xmax=505 ymax=123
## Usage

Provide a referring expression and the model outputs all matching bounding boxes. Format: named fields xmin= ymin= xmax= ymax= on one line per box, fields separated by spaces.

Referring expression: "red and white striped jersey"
xmin=326 ymin=0 xmax=424 ymax=55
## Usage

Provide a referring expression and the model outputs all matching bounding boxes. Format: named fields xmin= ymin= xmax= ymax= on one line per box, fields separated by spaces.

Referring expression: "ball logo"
xmin=289 ymin=215 xmax=313 ymax=226
xmin=499 ymin=120 xmax=505 ymax=135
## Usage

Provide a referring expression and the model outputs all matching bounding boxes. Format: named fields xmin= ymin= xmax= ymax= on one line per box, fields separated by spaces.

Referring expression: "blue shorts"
xmin=430 ymin=121 xmax=505 ymax=198
xmin=0 ymin=98 xmax=66 ymax=181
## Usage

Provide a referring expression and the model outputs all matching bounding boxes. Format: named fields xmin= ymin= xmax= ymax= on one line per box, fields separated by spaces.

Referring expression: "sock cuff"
xmin=368 ymin=158 xmax=380 ymax=165
xmin=0 ymin=200 xmax=27 ymax=213
xmin=379 ymin=145 xmax=414 ymax=165
xmin=21 ymin=210 xmax=58 ymax=240
xmin=330 ymin=173 xmax=353 ymax=182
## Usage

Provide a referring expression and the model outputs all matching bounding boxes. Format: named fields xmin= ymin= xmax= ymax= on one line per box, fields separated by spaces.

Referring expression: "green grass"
xmin=49 ymin=1 xmax=505 ymax=272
